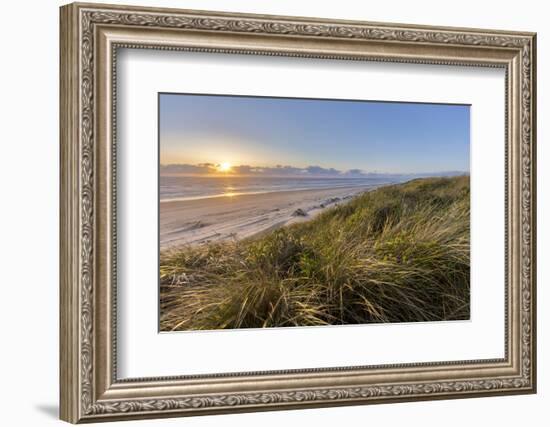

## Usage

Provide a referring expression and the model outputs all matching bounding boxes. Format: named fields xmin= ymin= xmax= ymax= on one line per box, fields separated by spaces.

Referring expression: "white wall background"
xmin=0 ymin=0 xmax=545 ymax=425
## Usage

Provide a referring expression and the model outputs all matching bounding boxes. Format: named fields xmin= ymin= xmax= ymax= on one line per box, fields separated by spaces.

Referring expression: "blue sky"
xmin=159 ymin=93 xmax=470 ymax=174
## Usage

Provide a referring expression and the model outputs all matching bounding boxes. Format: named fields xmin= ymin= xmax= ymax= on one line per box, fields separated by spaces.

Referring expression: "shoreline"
xmin=160 ymin=184 xmax=389 ymax=249
xmin=160 ymin=183 xmax=384 ymax=203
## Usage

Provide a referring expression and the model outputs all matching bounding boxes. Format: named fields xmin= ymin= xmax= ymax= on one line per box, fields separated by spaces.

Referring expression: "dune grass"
xmin=160 ymin=176 xmax=470 ymax=331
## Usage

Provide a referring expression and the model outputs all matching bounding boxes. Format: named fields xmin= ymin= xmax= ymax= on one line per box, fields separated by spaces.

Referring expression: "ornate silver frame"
xmin=60 ymin=2 xmax=537 ymax=423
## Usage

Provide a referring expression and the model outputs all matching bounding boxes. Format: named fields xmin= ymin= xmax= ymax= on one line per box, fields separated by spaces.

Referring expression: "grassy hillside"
xmin=160 ymin=176 xmax=470 ymax=331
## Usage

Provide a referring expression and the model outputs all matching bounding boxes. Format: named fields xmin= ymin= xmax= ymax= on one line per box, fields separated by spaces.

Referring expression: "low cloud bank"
xmin=161 ymin=163 xmax=467 ymax=179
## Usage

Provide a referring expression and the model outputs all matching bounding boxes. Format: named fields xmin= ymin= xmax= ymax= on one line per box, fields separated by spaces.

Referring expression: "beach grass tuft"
xmin=160 ymin=176 xmax=470 ymax=331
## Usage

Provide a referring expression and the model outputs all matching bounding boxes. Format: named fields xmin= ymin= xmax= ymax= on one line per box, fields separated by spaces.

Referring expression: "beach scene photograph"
xmin=159 ymin=93 xmax=470 ymax=331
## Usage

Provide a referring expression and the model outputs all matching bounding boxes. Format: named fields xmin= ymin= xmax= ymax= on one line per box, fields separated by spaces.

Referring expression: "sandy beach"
xmin=160 ymin=185 xmax=382 ymax=248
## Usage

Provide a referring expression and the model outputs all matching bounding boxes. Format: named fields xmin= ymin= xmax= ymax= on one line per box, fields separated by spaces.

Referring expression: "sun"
xmin=217 ymin=162 xmax=232 ymax=173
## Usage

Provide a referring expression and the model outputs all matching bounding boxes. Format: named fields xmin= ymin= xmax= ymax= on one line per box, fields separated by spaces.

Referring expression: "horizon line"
xmin=160 ymin=163 xmax=469 ymax=178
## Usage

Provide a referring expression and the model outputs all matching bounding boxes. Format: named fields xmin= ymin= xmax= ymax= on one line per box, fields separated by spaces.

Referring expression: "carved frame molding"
xmin=60 ymin=2 xmax=536 ymax=423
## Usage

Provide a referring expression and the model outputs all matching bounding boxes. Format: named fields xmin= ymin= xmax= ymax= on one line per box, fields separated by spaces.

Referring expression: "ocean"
xmin=160 ymin=175 xmax=399 ymax=202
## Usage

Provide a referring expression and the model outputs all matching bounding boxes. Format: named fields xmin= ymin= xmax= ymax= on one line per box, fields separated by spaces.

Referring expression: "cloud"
xmin=160 ymin=163 xmax=468 ymax=178
xmin=345 ymin=169 xmax=364 ymax=176
xmin=232 ymin=165 xmax=252 ymax=174
xmin=161 ymin=163 xmax=216 ymax=174
xmin=161 ymin=163 xmax=347 ymax=176
xmin=306 ymin=166 xmax=341 ymax=175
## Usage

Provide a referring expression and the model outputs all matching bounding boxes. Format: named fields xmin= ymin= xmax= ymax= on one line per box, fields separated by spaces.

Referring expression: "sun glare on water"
xmin=218 ymin=162 xmax=232 ymax=173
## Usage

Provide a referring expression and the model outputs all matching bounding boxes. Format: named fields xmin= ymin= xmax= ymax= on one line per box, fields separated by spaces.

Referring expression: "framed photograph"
xmin=60 ymin=2 xmax=537 ymax=423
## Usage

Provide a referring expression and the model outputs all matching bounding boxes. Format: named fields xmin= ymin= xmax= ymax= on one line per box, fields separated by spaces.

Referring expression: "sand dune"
xmin=160 ymin=185 xmax=383 ymax=248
